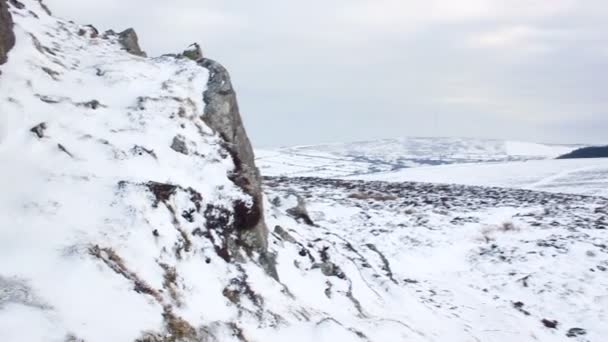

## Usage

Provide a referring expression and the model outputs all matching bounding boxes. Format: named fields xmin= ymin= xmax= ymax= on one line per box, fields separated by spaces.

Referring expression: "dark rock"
xmin=286 ymin=192 xmax=315 ymax=226
xmin=57 ymin=143 xmax=74 ymax=158
xmin=34 ymin=0 xmax=52 ymax=15
xmin=170 ymin=135 xmax=188 ymax=155
xmin=541 ymin=319 xmax=559 ymax=329
xmin=7 ymin=0 xmax=24 ymax=10
xmin=30 ymin=122 xmax=47 ymax=138
xmin=566 ymin=328 xmax=586 ymax=338
xmin=118 ymin=28 xmax=146 ymax=57
xmin=512 ymin=301 xmax=531 ymax=315
xmin=146 ymin=182 xmax=177 ymax=207
xmin=79 ymin=100 xmax=103 ymax=109
xmin=0 ymin=0 xmax=15 ymax=66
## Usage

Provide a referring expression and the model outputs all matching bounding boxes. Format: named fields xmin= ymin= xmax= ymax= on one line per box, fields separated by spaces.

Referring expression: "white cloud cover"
xmin=43 ymin=0 xmax=608 ymax=146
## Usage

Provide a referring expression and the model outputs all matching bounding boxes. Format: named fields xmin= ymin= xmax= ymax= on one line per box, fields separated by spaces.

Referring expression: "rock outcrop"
xmin=0 ymin=0 xmax=15 ymax=66
xmin=198 ymin=58 xmax=270 ymax=254
xmin=118 ymin=28 xmax=147 ymax=57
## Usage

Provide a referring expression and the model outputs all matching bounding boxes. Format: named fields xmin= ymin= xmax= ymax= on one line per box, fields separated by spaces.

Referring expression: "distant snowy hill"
xmin=256 ymin=137 xmax=581 ymax=178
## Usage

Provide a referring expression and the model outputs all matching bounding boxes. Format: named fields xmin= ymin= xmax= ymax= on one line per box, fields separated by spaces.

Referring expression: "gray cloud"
xmin=44 ymin=0 xmax=608 ymax=147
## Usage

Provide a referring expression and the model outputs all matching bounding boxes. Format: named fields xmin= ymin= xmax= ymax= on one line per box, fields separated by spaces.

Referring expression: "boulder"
xmin=182 ymin=43 xmax=203 ymax=61
xmin=118 ymin=28 xmax=147 ymax=57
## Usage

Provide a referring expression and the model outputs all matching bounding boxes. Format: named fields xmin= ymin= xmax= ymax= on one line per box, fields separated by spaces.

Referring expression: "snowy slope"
xmin=256 ymin=137 xmax=581 ymax=178
xmin=0 ymin=2 xmax=258 ymax=341
xmin=264 ymin=176 xmax=608 ymax=342
xmin=349 ymin=158 xmax=608 ymax=198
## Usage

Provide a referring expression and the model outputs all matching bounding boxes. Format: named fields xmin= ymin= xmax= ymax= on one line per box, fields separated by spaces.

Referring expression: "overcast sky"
xmin=45 ymin=0 xmax=608 ymax=147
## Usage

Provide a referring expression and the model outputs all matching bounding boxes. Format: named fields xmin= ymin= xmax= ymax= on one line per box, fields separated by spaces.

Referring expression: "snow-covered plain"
xmin=256 ymin=138 xmax=581 ymax=178
xmin=350 ymin=158 xmax=608 ymax=198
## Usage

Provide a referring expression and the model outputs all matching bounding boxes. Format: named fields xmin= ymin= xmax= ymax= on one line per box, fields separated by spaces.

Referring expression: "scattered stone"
xmin=35 ymin=0 xmax=52 ymax=15
xmin=30 ymin=122 xmax=47 ymax=138
xmin=57 ymin=143 xmax=74 ymax=158
xmin=146 ymin=182 xmax=177 ymax=207
xmin=566 ymin=328 xmax=586 ymax=338
xmin=286 ymin=192 xmax=314 ymax=226
xmin=512 ymin=301 xmax=531 ymax=316
xmin=313 ymin=261 xmax=345 ymax=279
xmin=80 ymin=99 xmax=102 ymax=109
xmin=170 ymin=135 xmax=188 ymax=155
xmin=273 ymin=225 xmax=297 ymax=244
xmin=130 ymin=145 xmax=157 ymax=159
xmin=541 ymin=319 xmax=559 ymax=329
xmin=41 ymin=66 xmax=60 ymax=80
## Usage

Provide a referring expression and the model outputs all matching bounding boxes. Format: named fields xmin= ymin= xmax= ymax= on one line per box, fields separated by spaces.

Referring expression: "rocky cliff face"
xmin=197 ymin=58 xmax=273 ymax=269
xmin=0 ymin=0 xmax=15 ymax=65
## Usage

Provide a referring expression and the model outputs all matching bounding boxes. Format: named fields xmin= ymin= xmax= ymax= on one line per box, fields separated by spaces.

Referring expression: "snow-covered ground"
xmin=2 ymin=1 xmax=607 ymax=342
xmin=256 ymin=138 xmax=581 ymax=178
xmin=349 ymin=158 xmax=608 ymax=198
xmin=264 ymin=176 xmax=608 ymax=342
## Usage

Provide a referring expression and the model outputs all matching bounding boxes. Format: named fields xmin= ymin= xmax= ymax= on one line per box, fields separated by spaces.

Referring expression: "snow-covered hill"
xmin=1 ymin=1 xmax=607 ymax=342
xmin=256 ymin=138 xmax=581 ymax=178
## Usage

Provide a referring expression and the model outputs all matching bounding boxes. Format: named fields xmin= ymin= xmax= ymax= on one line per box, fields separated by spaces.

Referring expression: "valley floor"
xmin=348 ymin=158 xmax=608 ymax=198
xmin=263 ymin=176 xmax=608 ymax=341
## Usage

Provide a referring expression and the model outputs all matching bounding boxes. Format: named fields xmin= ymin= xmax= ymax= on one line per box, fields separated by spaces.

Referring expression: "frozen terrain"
xmin=1 ymin=1 xmax=607 ymax=342
xmin=349 ymin=158 xmax=608 ymax=198
xmin=264 ymin=176 xmax=608 ymax=342
xmin=256 ymin=138 xmax=581 ymax=178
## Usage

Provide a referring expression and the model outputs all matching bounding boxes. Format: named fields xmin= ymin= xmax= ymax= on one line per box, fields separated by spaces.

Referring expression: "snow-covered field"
xmin=256 ymin=138 xmax=581 ymax=178
xmin=264 ymin=176 xmax=608 ymax=341
xmin=350 ymin=158 xmax=608 ymax=198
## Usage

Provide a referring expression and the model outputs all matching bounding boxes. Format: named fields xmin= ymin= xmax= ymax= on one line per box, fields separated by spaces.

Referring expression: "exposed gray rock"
xmin=286 ymin=192 xmax=314 ymax=226
xmin=197 ymin=57 xmax=275 ymax=276
xmin=0 ymin=0 xmax=15 ymax=66
xmin=118 ymin=28 xmax=146 ymax=57
xmin=170 ymin=135 xmax=188 ymax=155
xmin=274 ymin=225 xmax=297 ymax=244
xmin=182 ymin=43 xmax=203 ymax=61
